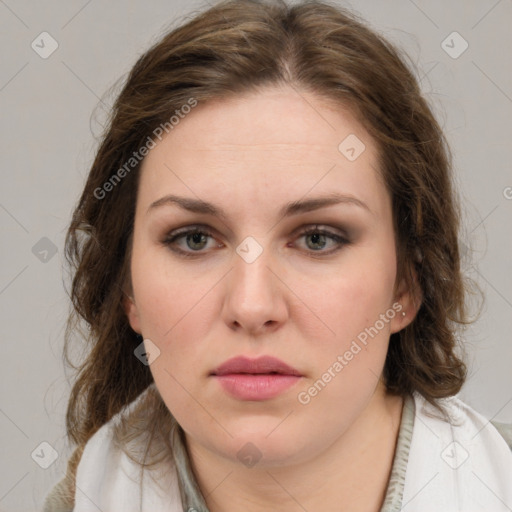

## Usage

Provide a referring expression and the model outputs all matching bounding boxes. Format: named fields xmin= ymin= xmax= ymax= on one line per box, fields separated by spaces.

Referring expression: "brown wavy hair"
xmin=64 ymin=0 xmax=473 ymax=482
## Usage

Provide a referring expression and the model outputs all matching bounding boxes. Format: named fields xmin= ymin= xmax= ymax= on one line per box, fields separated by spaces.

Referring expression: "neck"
xmin=186 ymin=388 xmax=404 ymax=512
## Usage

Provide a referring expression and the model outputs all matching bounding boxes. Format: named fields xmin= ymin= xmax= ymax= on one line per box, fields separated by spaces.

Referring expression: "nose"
xmin=222 ymin=245 xmax=289 ymax=336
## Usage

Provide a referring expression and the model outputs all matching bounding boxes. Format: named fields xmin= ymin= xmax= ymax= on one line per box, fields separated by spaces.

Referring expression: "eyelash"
xmin=162 ymin=224 xmax=349 ymax=258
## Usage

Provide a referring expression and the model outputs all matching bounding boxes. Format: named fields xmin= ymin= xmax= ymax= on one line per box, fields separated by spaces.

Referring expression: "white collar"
xmin=402 ymin=391 xmax=512 ymax=511
xmin=73 ymin=389 xmax=512 ymax=511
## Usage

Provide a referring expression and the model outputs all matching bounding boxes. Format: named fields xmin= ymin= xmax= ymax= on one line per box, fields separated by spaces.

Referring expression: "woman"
xmin=44 ymin=0 xmax=512 ymax=510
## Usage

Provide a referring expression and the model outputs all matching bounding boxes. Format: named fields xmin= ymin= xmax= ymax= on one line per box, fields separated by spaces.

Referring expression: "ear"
xmin=123 ymin=291 xmax=142 ymax=335
xmin=389 ymin=267 xmax=422 ymax=334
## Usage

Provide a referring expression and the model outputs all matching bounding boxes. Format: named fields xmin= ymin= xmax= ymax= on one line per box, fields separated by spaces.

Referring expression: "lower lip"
xmin=213 ymin=374 xmax=301 ymax=400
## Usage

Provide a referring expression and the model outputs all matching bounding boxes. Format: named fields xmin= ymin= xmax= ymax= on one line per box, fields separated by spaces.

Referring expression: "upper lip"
xmin=211 ymin=356 xmax=302 ymax=376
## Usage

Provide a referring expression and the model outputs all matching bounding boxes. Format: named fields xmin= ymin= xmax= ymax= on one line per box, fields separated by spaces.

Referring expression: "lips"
xmin=211 ymin=355 xmax=302 ymax=377
xmin=210 ymin=356 xmax=302 ymax=401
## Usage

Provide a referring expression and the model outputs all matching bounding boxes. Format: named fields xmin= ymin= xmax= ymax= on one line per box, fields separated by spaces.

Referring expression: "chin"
xmin=206 ymin=426 xmax=310 ymax=469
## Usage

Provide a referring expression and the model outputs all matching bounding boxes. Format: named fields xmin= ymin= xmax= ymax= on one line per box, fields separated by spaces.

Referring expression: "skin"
xmin=125 ymin=84 xmax=421 ymax=512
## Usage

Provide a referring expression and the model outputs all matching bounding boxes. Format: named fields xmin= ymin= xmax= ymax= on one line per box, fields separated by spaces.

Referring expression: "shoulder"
xmin=413 ymin=391 xmax=512 ymax=453
xmin=403 ymin=393 xmax=512 ymax=508
xmin=42 ymin=444 xmax=84 ymax=512
xmin=74 ymin=386 xmax=162 ymax=507
xmin=42 ymin=420 xmax=123 ymax=512
xmin=73 ymin=384 xmax=183 ymax=509
xmin=42 ymin=385 xmax=156 ymax=512
xmin=42 ymin=476 xmax=74 ymax=512
xmin=491 ymin=420 xmax=512 ymax=451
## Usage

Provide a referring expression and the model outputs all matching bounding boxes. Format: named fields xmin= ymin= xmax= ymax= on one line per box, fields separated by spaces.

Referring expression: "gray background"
xmin=0 ymin=0 xmax=511 ymax=510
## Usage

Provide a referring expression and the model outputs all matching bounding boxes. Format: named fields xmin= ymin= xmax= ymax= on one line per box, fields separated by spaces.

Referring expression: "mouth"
xmin=210 ymin=356 xmax=303 ymax=401
xmin=211 ymin=355 xmax=302 ymax=377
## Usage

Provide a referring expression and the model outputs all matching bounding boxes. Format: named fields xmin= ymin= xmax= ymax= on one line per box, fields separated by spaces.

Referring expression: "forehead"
xmin=137 ymin=85 xmax=388 ymax=220
xmin=152 ymin=86 xmax=370 ymax=154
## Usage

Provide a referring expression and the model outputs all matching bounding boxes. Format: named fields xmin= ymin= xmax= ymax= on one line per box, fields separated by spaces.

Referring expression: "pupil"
xmin=308 ymin=233 xmax=325 ymax=250
xmin=188 ymin=233 xmax=206 ymax=249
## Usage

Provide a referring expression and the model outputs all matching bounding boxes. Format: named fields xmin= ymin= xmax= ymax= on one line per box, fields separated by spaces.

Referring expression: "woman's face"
xmin=126 ymin=85 xmax=414 ymax=467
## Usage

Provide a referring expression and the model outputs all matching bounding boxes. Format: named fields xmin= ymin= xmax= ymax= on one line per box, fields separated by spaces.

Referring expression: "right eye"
xmin=162 ymin=225 xmax=223 ymax=257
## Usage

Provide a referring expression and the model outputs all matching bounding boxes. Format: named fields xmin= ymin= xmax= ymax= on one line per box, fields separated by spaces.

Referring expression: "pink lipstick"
xmin=210 ymin=355 xmax=302 ymax=401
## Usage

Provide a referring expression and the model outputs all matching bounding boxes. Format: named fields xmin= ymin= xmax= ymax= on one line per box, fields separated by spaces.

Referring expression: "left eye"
xmin=296 ymin=227 xmax=348 ymax=253
xmin=162 ymin=225 xmax=348 ymax=257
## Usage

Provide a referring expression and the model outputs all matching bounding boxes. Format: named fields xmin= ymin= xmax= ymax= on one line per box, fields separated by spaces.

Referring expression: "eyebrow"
xmin=147 ymin=192 xmax=373 ymax=219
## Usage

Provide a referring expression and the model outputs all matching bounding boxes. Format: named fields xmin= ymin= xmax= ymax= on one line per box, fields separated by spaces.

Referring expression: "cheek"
xmin=130 ymin=247 xmax=223 ymax=390
xmin=297 ymin=249 xmax=397 ymax=346
xmin=292 ymin=261 xmax=397 ymax=430
xmin=131 ymin=244 xmax=213 ymax=338
xmin=130 ymin=251 xmax=217 ymax=426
